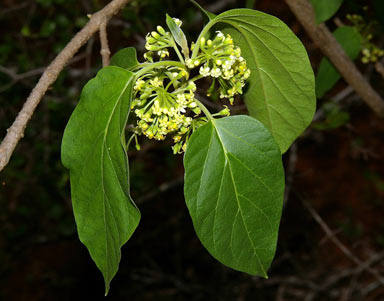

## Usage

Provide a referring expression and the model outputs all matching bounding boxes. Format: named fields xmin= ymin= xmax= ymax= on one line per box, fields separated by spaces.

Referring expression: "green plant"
xmin=61 ymin=4 xmax=316 ymax=295
xmin=309 ymin=0 xmax=343 ymax=24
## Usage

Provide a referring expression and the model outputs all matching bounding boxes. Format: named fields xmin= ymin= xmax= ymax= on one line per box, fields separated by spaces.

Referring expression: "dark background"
xmin=1 ymin=0 xmax=384 ymax=300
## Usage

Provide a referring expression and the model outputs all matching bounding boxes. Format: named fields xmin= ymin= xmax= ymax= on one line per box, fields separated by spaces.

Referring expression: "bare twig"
xmin=0 ymin=53 xmax=87 ymax=93
xmin=0 ymin=66 xmax=46 ymax=80
xmin=0 ymin=1 xmax=31 ymax=16
xmin=99 ymin=19 xmax=111 ymax=67
xmin=362 ymin=280 xmax=384 ymax=296
xmin=0 ymin=0 xmax=132 ymax=172
xmin=285 ymin=0 xmax=384 ymax=117
xmin=333 ymin=17 xmax=345 ymax=28
xmin=302 ymin=199 xmax=384 ymax=286
xmin=375 ymin=61 xmax=384 ymax=79
xmin=84 ymin=37 xmax=95 ymax=76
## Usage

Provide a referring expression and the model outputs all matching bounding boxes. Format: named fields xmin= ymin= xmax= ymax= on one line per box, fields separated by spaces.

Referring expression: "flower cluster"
xmin=130 ymin=21 xmax=250 ymax=154
xmin=186 ymin=31 xmax=251 ymax=104
xmin=361 ymin=47 xmax=384 ymax=64
xmin=346 ymin=14 xmax=384 ymax=64
xmin=131 ymin=65 xmax=203 ymax=153
xmin=144 ymin=26 xmax=172 ymax=60
xmin=143 ymin=18 xmax=183 ymax=62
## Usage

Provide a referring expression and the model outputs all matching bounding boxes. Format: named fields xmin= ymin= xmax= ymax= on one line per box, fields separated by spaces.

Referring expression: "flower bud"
xmin=151 ymin=31 xmax=161 ymax=39
xmin=192 ymin=107 xmax=201 ymax=115
xmin=218 ymin=106 xmax=230 ymax=116
xmin=157 ymin=26 xmax=166 ymax=35
xmin=173 ymin=18 xmax=182 ymax=27
xmin=146 ymin=36 xmax=156 ymax=44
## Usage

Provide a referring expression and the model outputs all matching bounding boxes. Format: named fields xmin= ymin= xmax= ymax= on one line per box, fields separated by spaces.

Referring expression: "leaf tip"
xmin=104 ymin=281 xmax=110 ymax=296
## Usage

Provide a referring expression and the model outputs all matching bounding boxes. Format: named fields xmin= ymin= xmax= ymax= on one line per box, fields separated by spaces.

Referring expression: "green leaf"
xmin=61 ymin=66 xmax=140 ymax=295
xmin=190 ymin=0 xmax=216 ymax=21
xmin=312 ymin=101 xmax=350 ymax=130
xmin=309 ymin=0 xmax=343 ymax=24
xmin=110 ymin=47 xmax=139 ymax=70
xmin=166 ymin=14 xmax=190 ymax=58
xmin=203 ymin=9 xmax=316 ymax=153
xmin=184 ymin=115 xmax=285 ymax=277
xmin=316 ymin=26 xmax=361 ymax=98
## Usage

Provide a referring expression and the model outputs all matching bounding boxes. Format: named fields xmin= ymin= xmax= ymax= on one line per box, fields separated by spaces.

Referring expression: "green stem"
xmin=165 ymin=71 xmax=183 ymax=91
xmin=129 ymin=62 xmax=151 ymax=71
xmin=190 ymin=74 xmax=204 ymax=82
xmin=194 ymin=98 xmax=213 ymax=120
xmin=172 ymin=41 xmax=185 ymax=64
xmin=135 ymin=61 xmax=186 ymax=79
xmin=191 ymin=19 xmax=216 ymax=59
xmin=126 ymin=133 xmax=136 ymax=151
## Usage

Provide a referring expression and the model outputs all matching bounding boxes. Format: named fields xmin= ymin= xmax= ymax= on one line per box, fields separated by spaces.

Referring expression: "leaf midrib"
xmin=212 ymin=120 xmax=267 ymax=276
xmin=100 ymin=76 xmax=133 ymax=283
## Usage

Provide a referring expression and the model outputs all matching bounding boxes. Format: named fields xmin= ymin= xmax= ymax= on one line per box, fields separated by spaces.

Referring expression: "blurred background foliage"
xmin=1 ymin=0 xmax=384 ymax=300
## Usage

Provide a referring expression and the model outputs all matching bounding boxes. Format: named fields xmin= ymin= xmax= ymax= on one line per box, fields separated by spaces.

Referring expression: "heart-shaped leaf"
xmin=197 ymin=9 xmax=316 ymax=153
xmin=184 ymin=115 xmax=284 ymax=276
xmin=61 ymin=66 xmax=140 ymax=295
xmin=110 ymin=47 xmax=139 ymax=70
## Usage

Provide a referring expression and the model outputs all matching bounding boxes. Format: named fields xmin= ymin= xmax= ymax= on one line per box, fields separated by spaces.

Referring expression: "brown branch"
xmin=375 ymin=61 xmax=384 ymax=79
xmin=302 ymin=199 xmax=384 ymax=286
xmin=0 ymin=0 xmax=132 ymax=172
xmin=285 ymin=0 xmax=384 ymax=117
xmin=99 ymin=19 xmax=111 ymax=67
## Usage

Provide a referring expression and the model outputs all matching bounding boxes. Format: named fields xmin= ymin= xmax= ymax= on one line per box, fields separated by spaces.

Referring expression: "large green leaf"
xmin=316 ymin=26 xmax=361 ymax=98
xmin=309 ymin=0 xmax=343 ymax=24
xmin=201 ymin=9 xmax=316 ymax=153
xmin=184 ymin=115 xmax=285 ymax=276
xmin=61 ymin=66 xmax=140 ymax=295
xmin=110 ymin=47 xmax=139 ymax=70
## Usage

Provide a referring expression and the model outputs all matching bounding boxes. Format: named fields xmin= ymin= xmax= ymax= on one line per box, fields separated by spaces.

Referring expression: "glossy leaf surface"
xmin=184 ymin=115 xmax=285 ymax=277
xmin=61 ymin=66 xmax=140 ymax=294
xmin=110 ymin=47 xmax=139 ymax=70
xmin=208 ymin=9 xmax=316 ymax=153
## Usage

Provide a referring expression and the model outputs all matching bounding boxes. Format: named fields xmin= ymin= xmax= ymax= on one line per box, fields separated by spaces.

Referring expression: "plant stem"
xmin=126 ymin=133 xmax=136 ymax=151
xmin=135 ymin=60 xmax=186 ymax=79
xmin=194 ymin=98 xmax=213 ymax=120
xmin=191 ymin=19 xmax=215 ymax=59
xmin=172 ymin=41 xmax=185 ymax=64
xmin=130 ymin=62 xmax=150 ymax=71
xmin=190 ymin=74 xmax=204 ymax=82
